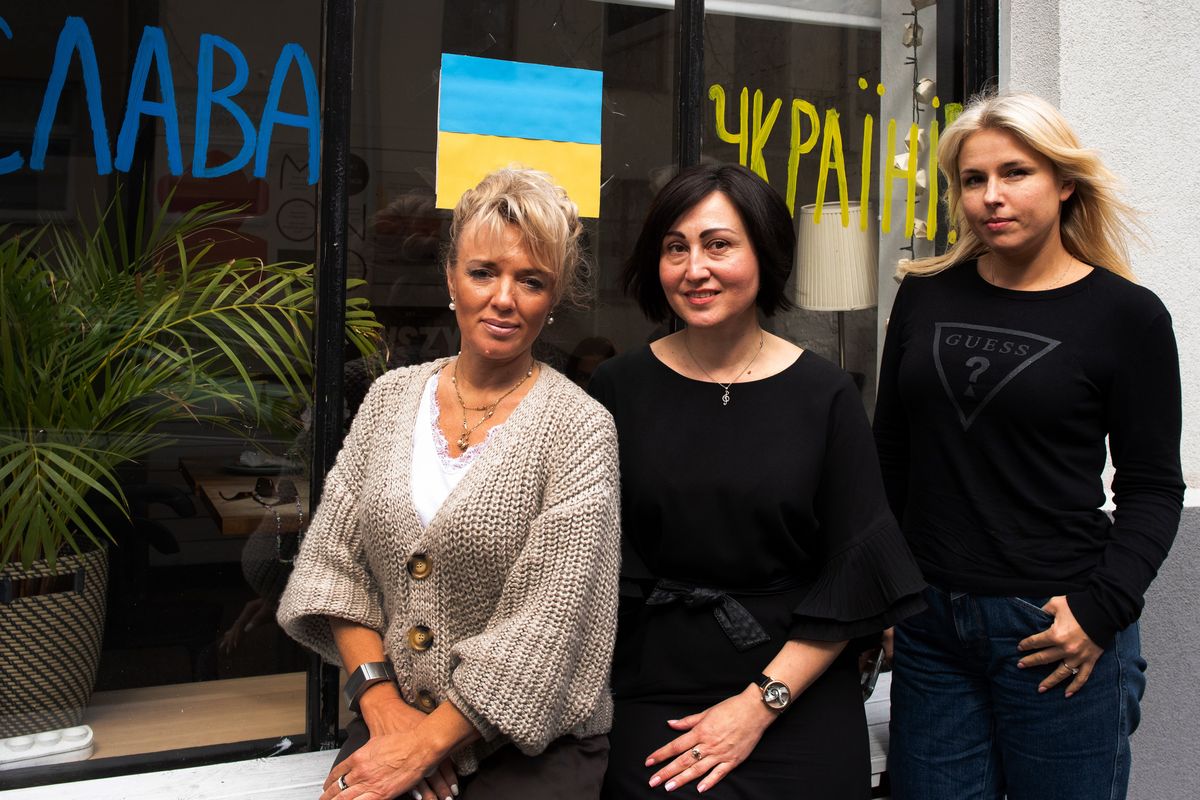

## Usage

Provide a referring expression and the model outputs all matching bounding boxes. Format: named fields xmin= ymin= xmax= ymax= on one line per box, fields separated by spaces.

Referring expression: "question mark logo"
xmin=964 ymin=356 xmax=990 ymax=397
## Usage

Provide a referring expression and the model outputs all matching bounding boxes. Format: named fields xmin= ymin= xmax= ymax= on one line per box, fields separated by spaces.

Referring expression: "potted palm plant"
xmin=0 ymin=190 xmax=380 ymax=737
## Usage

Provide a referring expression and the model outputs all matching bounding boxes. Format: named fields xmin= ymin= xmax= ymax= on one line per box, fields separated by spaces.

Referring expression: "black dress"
xmin=589 ymin=346 xmax=925 ymax=799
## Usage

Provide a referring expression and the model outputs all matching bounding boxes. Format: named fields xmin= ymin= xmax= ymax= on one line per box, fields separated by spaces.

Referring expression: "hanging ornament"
xmin=905 ymin=127 xmax=929 ymax=153
xmin=915 ymin=78 xmax=937 ymax=106
xmin=902 ymin=22 xmax=924 ymax=48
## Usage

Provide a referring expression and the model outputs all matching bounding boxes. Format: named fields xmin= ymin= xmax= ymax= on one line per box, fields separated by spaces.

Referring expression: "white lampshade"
xmin=795 ymin=202 xmax=878 ymax=311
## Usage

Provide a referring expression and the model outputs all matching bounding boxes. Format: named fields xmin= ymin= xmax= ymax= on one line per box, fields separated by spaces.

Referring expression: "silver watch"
xmin=756 ymin=673 xmax=791 ymax=712
xmin=344 ymin=661 xmax=397 ymax=713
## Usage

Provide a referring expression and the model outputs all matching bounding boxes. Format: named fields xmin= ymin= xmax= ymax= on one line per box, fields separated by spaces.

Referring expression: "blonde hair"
xmin=901 ymin=91 xmax=1140 ymax=281
xmin=447 ymin=168 xmax=589 ymax=307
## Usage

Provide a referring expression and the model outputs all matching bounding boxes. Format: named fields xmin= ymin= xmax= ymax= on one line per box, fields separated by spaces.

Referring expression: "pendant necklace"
xmin=451 ymin=357 xmax=534 ymax=451
xmin=684 ymin=330 xmax=765 ymax=406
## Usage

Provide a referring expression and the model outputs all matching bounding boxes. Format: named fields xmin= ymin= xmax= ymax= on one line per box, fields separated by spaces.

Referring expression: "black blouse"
xmin=589 ymin=346 xmax=924 ymax=663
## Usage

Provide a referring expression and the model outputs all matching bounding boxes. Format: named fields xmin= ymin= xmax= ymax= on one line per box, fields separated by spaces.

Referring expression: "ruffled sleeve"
xmin=789 ymin=372 xmax=926 ymax=641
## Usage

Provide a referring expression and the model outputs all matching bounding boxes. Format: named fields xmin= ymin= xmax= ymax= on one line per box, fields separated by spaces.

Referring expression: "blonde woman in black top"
xmin=874 ymin=91 xmax=1184 ymax=800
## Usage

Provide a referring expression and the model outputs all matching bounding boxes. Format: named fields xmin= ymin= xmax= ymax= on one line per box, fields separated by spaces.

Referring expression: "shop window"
xmin=0 ymin=0 xmax=328 ymax=775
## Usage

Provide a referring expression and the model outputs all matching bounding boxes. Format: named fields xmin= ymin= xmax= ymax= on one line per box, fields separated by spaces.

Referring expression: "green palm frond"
xmin=0 ymin=191 xmax=381 ymax=567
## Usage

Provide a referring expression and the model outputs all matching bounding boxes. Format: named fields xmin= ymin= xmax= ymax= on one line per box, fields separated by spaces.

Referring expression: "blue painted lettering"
xmin=255 ymin=43 xmax=320 ymax=185
xmin=31 ymin=17 xmax=111 ymax=174
xmin=193 ymin=33 xmax=256 ymax=178
xmin=0 ymin=16 xmax=22 ymax=175
xmin=116 ymin=26 xmax=182 ymax=174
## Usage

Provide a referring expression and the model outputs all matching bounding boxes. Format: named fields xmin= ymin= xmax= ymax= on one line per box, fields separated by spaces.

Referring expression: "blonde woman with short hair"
xmin=874 ymin=92 xmax=1184 ymax=800
xmin=279 ymin=168 xmax=620 ymax=800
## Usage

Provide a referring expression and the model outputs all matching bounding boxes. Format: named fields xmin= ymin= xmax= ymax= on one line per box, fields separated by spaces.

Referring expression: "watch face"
xmin=762 ymin=681 xmax=790 ymax=709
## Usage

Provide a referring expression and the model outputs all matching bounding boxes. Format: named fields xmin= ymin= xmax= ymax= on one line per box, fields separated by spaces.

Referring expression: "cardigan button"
xmin=416 ymin=690 xmax=438 ymax=712
xmin=406 ymin=553 xmax=432 ymax=580
xmin=407 ymin=625 xmax=433 ymax=651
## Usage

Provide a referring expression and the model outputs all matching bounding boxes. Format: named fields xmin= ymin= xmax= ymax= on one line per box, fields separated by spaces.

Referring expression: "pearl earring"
xmin=546 ymin=313 xmax=555 ymax=326
xmin=448 ymin=300 xmax=456 ymax=311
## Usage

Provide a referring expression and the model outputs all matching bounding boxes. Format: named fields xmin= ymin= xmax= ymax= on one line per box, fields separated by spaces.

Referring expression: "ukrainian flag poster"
xmin=435 ymin=54 xmax=603 ymax=218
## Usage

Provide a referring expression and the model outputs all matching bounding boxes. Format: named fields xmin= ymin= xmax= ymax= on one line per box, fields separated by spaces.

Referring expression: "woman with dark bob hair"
xmin=589 ymin=163 xmax=926 ymax=798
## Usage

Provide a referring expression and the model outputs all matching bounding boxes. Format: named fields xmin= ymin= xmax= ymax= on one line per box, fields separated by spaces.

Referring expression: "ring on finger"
xmin=337 ymin=774 xmax=350 ymax=792
xmin=691 ymin=747 xmax=703 ymax=761
xmin=1067 ymin=664 xmax=1080 ymax=676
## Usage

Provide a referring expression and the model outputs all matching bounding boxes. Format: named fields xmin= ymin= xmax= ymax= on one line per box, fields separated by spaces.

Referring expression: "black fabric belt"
xmin=644 ymin=577 xmax=804 ymax=652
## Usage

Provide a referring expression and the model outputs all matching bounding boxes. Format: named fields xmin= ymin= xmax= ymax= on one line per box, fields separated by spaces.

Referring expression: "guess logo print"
xmin=933 ymin=323 xmax=1061 ymax=430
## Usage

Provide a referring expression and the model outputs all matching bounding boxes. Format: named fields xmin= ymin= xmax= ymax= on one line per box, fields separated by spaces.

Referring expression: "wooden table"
xmin=179 ymin=459 xmax=310 ymax=537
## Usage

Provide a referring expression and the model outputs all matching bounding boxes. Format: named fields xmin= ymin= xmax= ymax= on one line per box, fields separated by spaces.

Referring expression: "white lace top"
xmin=410 ymin=371 xmax=502 ymax=527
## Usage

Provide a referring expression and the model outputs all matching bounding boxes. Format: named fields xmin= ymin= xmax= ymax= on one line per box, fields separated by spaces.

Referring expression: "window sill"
xmin=2 ymin=750 xmax=337 ymax=799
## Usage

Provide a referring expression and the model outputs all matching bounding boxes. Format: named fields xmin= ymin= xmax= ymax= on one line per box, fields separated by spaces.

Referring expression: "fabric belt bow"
xmin=645 ymin=579 xmax=771 ymax=652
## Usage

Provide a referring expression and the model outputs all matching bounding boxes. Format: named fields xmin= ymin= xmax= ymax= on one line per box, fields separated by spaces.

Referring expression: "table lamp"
xmin=795 ymin=202 xmax=878 ymax=370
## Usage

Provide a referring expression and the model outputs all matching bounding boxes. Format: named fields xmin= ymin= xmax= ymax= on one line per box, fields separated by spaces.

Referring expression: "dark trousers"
xmin=335 ymin=715 xmax=609 ymax=799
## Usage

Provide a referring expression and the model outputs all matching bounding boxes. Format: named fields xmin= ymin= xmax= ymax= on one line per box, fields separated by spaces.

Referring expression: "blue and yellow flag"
xmin=436 ymin=54 xmax=603 ymax=217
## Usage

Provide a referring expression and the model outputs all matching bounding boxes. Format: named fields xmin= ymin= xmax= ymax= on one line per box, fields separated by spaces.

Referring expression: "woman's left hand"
xmin=321 ymin=732 xmax=436 ymax=800
xmin=1016 ymin=595 xmax=1105 ymax=698
xmin=644 ymin=685 xmax=776 ymax=793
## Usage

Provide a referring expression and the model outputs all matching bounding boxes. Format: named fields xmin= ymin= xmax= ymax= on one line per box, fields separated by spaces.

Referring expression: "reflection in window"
xmin=0 ymin=0 xmax=330 ymax=767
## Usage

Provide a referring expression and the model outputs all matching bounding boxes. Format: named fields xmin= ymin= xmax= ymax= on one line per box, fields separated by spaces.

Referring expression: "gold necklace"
xmin=450 ymin=357 xmax=534 ymax=451
xmin=684 ymin=330 xmax=765 ymax=407
xmin=988 ymin=255 xmax=1074 ymax=290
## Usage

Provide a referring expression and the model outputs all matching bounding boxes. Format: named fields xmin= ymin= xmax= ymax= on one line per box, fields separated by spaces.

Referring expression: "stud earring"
xmin=448 ymin=300 xmax=456 ymax=311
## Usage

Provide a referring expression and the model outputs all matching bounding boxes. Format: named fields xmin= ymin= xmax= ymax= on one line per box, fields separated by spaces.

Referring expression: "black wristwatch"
xmin=344 ymin=661 xmax=397 ymax=713
xmin=756 ymin=674 xmax=792 ymax=712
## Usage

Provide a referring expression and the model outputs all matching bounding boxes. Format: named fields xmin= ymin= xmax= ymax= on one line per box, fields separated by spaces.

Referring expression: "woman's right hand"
xmin=360 ymin=691 xmax=460 ymax=800
xmin=881 ymin=626 xmax=894 ymax=664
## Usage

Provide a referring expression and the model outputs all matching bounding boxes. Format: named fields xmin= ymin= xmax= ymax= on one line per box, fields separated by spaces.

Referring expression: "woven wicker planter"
xmin=0 ymin=547 xmax=109 ymax=737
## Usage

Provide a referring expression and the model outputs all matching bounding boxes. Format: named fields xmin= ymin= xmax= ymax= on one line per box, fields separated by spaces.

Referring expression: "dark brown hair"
xmin=624 ymin=164 xmax=796 ymax=322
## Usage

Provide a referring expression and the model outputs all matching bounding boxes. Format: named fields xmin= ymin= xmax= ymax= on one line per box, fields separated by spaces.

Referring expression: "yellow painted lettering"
xmin=882 ymin=119 xmax=896 ymax=233
xmin=709 ymin=83 xmax=749 ymax=167
xmin=750 ymin=89 xmax=782 ymax=182
xmin=943 ymin=102 xmax=963 ymax=128
xmin=904 ymin=123 xmax=919 ymax=237
xmin=882 ymin=120 xmax=920 ymax=234
xmin=859 ymin=113 xmax=874 ymax=231
xmin=785 ymin=99 xmax=820 ymax=215
xmin=926 ymin=118 xmax=939 ymax=238
xmin=813 ymin=109 xmax=850 ymax=226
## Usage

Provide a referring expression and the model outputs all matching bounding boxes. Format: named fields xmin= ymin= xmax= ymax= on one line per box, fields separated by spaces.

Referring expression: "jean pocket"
xmin=1004 ymin=595 xmax=1054 ymax=623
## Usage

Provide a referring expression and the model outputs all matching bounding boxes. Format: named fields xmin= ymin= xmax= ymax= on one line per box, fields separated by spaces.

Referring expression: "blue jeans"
xmin=889 ymin=586 xmax=1146 ymax=800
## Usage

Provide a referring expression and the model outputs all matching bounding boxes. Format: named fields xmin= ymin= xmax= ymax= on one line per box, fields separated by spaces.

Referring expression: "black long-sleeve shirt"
xmin=873 ymin=263 xmax=1184 ymax=647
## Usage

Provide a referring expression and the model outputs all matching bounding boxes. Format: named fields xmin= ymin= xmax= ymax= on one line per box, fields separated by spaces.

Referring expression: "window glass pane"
xmin=702 ymin=0 xmax=941 ymax=410
xmin=351 ymin=0 xmax=670 ymax=389
xmin=0 ymin=0 xmax=330 ymax=772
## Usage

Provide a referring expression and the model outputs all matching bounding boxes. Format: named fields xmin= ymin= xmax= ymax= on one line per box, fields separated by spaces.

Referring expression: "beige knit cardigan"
xmin=277 ymin=359 xmax=621 ymax=773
